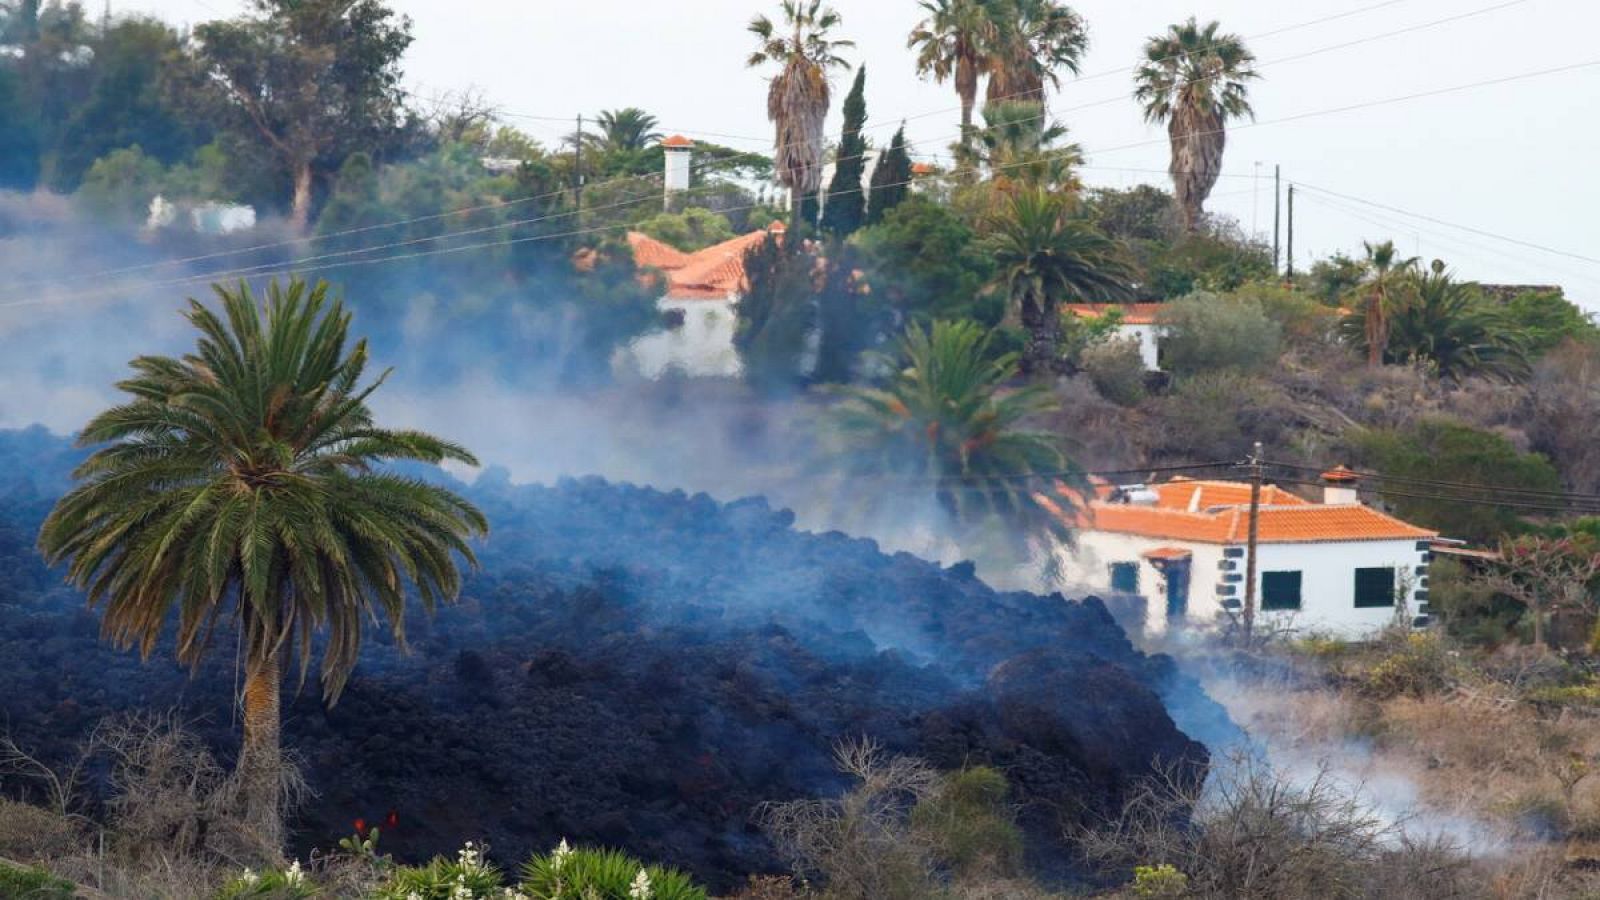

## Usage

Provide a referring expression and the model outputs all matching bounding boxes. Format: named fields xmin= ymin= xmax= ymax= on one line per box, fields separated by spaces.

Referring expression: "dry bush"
xmin=1079 ymin=752 xmax=1421 ymax=900
xmin=725 ymin=874 xmax=808 ymax=900
xmin=758 ymin=738 xmax=940 ymax=900
xmin=0 ymin=798 xmax=81 ymax=862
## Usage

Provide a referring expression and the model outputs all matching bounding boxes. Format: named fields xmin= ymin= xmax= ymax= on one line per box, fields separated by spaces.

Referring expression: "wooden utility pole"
xmin=1273 ymin=165 xmax=1281 ymax=274
xmin=573 ymin=114 xmax=585 ymax=210
xmin=1285 ymin=185 xmax=1296 ymax=280
xmin=1243 ymin=441 xmax=1264 ymax=641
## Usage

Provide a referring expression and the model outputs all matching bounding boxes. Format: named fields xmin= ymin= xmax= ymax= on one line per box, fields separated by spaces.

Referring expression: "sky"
xmin=117 ymin=0 xmax=1600 ymax=306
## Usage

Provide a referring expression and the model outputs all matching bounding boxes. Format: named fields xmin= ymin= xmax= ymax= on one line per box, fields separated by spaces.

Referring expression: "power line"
xmin=1264 ymin=461 xmax=1600 ymax=505
xmin=1265 ymin=475 xmax=1600 ymax=517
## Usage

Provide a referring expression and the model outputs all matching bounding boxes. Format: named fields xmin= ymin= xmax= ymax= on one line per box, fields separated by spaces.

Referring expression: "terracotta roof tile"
xmin=661 ymin=135 xmax=694 ymax=148
xmin=627 ymin=232 xmax=692 ymax=271
xmin=1065 ymin=303 xmax=1169 ymax=326
xmin=631 ymin=223 xmax=786 ymax=301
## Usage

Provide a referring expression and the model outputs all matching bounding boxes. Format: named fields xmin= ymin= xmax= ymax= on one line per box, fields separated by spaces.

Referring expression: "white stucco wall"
xmin=1060 ymin=532 xmax=1431 ymax=639
xmin=1117 ymin=323 xmax=1164 ymax=371
xmin=628 ymin=297 xmax=741 ymax=378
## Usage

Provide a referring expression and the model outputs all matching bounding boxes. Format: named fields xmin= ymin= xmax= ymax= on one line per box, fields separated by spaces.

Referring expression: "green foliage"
xmin=1352 ymin=417 xmax=1561 ymax=544
xmin=1229 ymin=280 xmax=1339 ymax=346
xmin=956 ymin=99 xmax=1081 ymax=190
xmin=853 ymin=195 xmax=1000 ymax=328
xmin=1357 ymin=633 xmax=1456 ymax=700
xmin=827 ymin=320 xmax=1068 ymax=531
xmin=520 ymin=844 xmax=708 ymax=900
xmin=1085 ymin=185 xmax=1178 ymax=243
xmin=1141 ymin=230 xmax=1275 ymax=299
xmin=734 ymin=229 xmax=817 ymax=389
xmin=1303 ymin=252 xmax=1366 ymax=305
xmin=1341 ymin=264 xmax=1531 ymax=382
xmin=813 ymin=240 xmax=884 ymax=384
xmin=1504 ymin=288 xmax=1599 ymax=357
xmin=867 ymin=126 xmax=912 ymax=226
xmin=1080 ymin=337 xmax=1147 ymax=407
xmin=1059 ymin=305 xmax=1125 ymax=367
xmin=215 ymin=864 xmax=320 ymax=899
xmin=0 ymin=861 xmax=75 ymax=900
xmin=375 ymin=844 xmax=503 ymax=900
xmin=1155 ymin=291 xmax=1282 ymax=376
xmin=910 ymin=767 xmax=1024 ymax=877
xmin=76 ymin=144 xmax=167 ymax=223
xmin=1131 ymin=863 xmax=1189 ymax=898
xmin=635 ymin=207 xmax=736 ymax=252
xmin=821 ymin=65 xmax=868 ymax=237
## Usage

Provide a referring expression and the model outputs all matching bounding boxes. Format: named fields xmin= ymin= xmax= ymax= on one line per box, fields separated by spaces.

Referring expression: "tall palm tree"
xmin=985 ymin=0 xmax=1088 ymax=106
xmin=982 ymin=187 xmax=1132 ymax=376
xmin=589 ymin=107 xmax=663 ymax=154
xmin=38 ymin=278 xmax=488 ymax=851
xmin=1343 ymin=259 xmax=1531 ymax=381
xmin=1133 ymin=18 xmax=1258 ymax=232
xmin=1349 ymin=239 xmax=1420 ymax=367
xmin=829 ymin=319 xmax=1072 ymax=529
xmin=748 ymin=1 xmax=854 ymax=223
xmin=908 ymin=0 xmax=997 ymax=139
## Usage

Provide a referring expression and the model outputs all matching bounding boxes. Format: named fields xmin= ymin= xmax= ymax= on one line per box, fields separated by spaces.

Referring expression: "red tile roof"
xmin=661 ymin=135 xmax=694 ymax=149
xmin=1052 ymin=478 xmax=1436 ymax=545
xmin=1065 ymin=303 xmax=1169 ymax=326
xmin=629 ymin=222 xmax=786 ymax=301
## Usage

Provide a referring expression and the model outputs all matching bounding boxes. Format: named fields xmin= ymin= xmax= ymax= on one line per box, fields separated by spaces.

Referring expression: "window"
xmin=1109 ymin=562 xmax=1139 ymax=594
xmin=1261 ymin=571 xmax=1303 ymax=611
xmin=1353 ymin=567 xmax=1396 ymax=608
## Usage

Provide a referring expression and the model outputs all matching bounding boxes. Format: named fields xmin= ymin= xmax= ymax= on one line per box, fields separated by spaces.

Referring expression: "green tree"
xmin=1349 ymin=239 xmax=1419 ymax=367
xmin=821 ymin=64 xmax=868 ymax=237
xmin=178 ymin=0 xmax=413 ymax=231
xmin=735 ymin=229 xmax=817 ymax=388
xmin=1504 ymin=287 xmax=1598 ymax=356
xmin=813 ymin=239 xmax=883 ymax=384
xmin=76 ymin=144 xmax=167 ymax=224
xmin=854 ymin=194 xmax=1000 ymax=328
xmin=1134 ymin=18 xmax=1258 ymax=231
xmin=747 ymin=0 xmax=853 ymax=222
xmin=315 ymin=151 xmax=389 ymax=249
xmin=984 ymin=0 xmax=1088 ymax=105
xmin=955 ymin=98 xmax=1080 ymax=190
xmin=867 ymin=125 xmax=913 ymax=225
xmin=587 ymin=107 xmax=663 ymax=154
xmin=828 ymin=319 xmax=1070 ymax=530
xmin=1353 ymin=417 xmax=1562 ymax=544
xmin=37 ymin=278 xmax=488 ymax=850
xmin=636 ymin=206 xmax=736 ymax=252
xmin=908 ymin=0 xmax=996 ymax=139
xmin=1084 ymin=185 xmax=1178 ymax=243
xmin=982 ymin=187 xmax=1131 ymax=376
xmin=1344 ymin=261 xmax=1530 ymax=381
xmin=1155 ymin=291 xmax=1282 ymax=376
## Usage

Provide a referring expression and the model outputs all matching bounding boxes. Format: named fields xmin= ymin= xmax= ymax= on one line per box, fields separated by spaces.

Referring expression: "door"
xmin=1165 ymin=559 xmax=1191 ymax=621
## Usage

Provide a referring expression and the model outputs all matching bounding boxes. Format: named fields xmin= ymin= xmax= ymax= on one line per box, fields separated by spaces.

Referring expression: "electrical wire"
xmin=1264 ymin=460 xmax=1600 ymax=504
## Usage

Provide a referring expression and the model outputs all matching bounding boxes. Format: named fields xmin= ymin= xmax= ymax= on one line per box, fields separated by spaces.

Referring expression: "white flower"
xmin=405 ymin=893 xmax=423 ymax=900
xmin=502 ymin=891 xmax=531 ymax=900
xmin=551 ymin=837 xmax=573 ymax=872
xmin=284 ymin=860 xmax=305 ymax=886
xmin=628 ymin=867 xmax=653 ymax=900
xmin=458 ymin=841 xmax=484 ymax=871
xmin=239 ymin=869 xmax=259 ymax=886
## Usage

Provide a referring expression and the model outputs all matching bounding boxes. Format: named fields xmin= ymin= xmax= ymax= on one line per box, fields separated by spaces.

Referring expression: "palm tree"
xmin=982 ymin=187 xmax=1132 ymax=376
xmin=38 ymin=278 xmax=488 ymax=851
xmin=1133 ymin=18 xmax=1258 ymax=231
xmin=1349 ymin=239 xmax=1420 ymax=367
xmin=955 ymin=99 xmax=1082 ymax=191
xmin=1344 ymin=259 xmax=1531 ymax=381
xmin=908 ymin=0 xmax=997 ymax=139
xmin=589 ymin=107 xmax=663 ymax=154
xmin=748 ymin=1 xmax=854 ymax=223
xmin=985 ymin=0 xmax=1089 ymax=106
xmin=829 ymin=319 xmax=1072 ymax=529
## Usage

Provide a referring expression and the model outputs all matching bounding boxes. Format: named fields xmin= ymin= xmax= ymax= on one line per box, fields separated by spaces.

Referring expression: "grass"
xmin=0 ymin=860 xmax=76 ymax=899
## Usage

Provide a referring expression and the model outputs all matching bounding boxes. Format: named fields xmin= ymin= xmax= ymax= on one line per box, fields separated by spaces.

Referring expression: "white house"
xmin=623 ymin=224 xmax=786 ymax=378
xmin=1066 ymin=303 xmax=1167 ymax=371
xmin=1048 ymin=469 xmax=1438 ymax=638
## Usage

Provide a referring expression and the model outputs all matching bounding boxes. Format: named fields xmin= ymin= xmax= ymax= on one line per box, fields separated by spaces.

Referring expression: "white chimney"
xmin=662 ymin=135 xmax=693 ymax=209
xmin=1321 ymin=466 xmax=1360 ymax=505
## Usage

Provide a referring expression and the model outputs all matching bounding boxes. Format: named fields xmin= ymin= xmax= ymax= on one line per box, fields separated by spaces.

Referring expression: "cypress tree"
xmin=821 ymin=65 xmax=867 ymax=237
xmin=867 ymin=125 xmax=913 ymax=227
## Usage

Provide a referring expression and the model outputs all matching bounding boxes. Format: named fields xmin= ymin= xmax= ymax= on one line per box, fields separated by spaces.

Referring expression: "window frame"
xmin=1353 ymin=566 xmax=1397 ymax=609
xmin=1261 ymin=570 xmax=1303 ymax=612
xmin=1109 ymin=561 xmax=1140 ymax=594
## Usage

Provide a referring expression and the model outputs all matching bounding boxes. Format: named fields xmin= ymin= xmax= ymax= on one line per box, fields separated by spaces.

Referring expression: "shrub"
xmin=1080 ymin=337 xmax=1147 ymax=407
xmin=215 ymin=861 xmax=319 ymax=899
xmin=1357 ymin=633 xmax=1456 ymax=700
xmin=1131 ymin=863 xmax=1189 ymax=898
xmin=374 ymin=843 xmax=503 ymax=900
xmin=519 ymin=843 xmax=708 ymax=900
xmin=0 ymin=861 xmax=75 ymax=900
xmin=910 ymin=766 xmax=1024 ymax=878
xmin=1155 ymin=291 xmax=1282 ymax=376
xmin=0 ymin=798 xmax=80 ymax=861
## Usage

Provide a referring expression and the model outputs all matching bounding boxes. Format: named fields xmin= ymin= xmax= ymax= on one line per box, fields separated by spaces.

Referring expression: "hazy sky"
xmin=121 ymin=0 xmax=1600 ymax=305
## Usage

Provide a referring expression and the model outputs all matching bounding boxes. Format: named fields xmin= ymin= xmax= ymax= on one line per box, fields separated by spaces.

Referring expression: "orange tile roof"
xmin=1151 ymin=478 xmax=1310 ymax=511
xmin=1055 ymin=478 xmax=1436 ymax=545
xmin=661 ymin=135 xmax=694 ymax=148
xmin=631 ymin=223 xmax=787 ymax=301
xmin=1065 ymin=303 xmax=1169 ymax=326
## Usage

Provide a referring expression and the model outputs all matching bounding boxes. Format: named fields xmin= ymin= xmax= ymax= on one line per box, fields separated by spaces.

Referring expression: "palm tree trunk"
xmin=288 ymin=159 xmax=314 ymax=234
xmin=237 ymin=648 xmax=284 ymax=853
xmin=1018 ymin=295 xmax=1056 ymax=377
xmin=1365 ymin=291 xmax=1386 ymax=367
